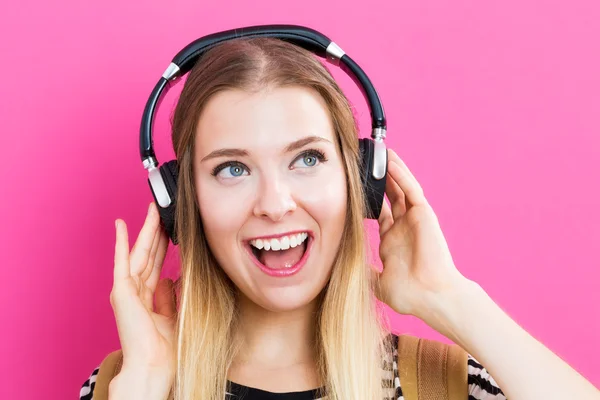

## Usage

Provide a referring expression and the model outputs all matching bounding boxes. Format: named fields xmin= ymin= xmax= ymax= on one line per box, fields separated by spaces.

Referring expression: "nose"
xmin=252 ymin=172 xmax=297 ymax=221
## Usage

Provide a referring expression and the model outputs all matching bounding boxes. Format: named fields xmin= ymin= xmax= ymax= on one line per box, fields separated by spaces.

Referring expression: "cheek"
xmin=294 ymin=165 xmax=348 ymax=231
xmin=196 ymin=183 xmax=252 ymax=284
xmin=196 ymin=179 xmax=251 ymax=246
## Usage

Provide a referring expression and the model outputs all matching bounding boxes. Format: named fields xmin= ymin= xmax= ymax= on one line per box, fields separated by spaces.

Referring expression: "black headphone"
xmin=140 ymin=25 xmax=388 ymax=245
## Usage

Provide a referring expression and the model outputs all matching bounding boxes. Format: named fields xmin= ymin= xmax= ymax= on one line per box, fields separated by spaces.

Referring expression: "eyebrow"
xmin=200 ymin=136 xmax=332 ymax=163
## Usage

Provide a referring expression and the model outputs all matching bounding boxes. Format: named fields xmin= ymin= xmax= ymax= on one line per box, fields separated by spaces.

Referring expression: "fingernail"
xmin=115 ymin=220 xmax=119 ymax=229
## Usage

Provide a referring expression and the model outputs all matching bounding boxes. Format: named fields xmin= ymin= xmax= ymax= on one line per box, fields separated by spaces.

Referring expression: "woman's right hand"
xmin=110 ymin=202 xmax=177 ymax=382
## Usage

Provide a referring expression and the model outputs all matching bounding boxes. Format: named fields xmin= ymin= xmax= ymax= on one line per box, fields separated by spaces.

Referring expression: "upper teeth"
xmin=250 ymin=232 xmax=308 ymax=251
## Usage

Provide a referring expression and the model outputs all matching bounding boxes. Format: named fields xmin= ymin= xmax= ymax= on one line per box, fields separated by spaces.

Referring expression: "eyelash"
xmin=210 ymin=148 xmax=328 ymax=177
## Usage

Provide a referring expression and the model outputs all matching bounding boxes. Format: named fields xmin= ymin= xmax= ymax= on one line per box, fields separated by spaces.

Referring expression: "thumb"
xmin=155 ymin=278 xmax=177 ymax=318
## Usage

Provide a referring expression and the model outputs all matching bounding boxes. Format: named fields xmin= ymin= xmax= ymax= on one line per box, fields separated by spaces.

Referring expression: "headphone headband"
xmin=140 ymin=25 xmax=388 ymax=229
xmin=140 ymin=24 xmax=387 ymax=170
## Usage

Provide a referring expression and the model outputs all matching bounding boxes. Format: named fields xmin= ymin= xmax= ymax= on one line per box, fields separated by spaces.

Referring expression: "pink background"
xmin=1 ymin=0 xmax=599 ymax=398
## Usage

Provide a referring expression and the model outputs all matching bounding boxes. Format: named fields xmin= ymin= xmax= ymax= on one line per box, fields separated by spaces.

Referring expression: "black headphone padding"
xmin=359 ymin=139 xmax=386 ymax=220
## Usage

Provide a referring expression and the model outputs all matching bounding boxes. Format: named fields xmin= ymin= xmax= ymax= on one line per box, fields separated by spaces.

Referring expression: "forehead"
xmin=194 ymin=86 xmax=336 ymax=156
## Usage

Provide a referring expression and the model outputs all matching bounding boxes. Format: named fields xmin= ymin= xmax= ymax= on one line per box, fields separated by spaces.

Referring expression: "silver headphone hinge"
xmin=143 ymin=157 xmax=158 ymax=170
xmin=162 ymin=62 xmax=181 ymax=81
xmin=326 ymin=42 xmax=345 ymax=66
xmin=372 ymin=127 xmax=386 ymax=141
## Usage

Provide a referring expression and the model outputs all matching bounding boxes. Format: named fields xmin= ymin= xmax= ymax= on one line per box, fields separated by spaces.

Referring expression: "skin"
xmin=109 ymin=86 xmax=600 ymax=399
xmin=192 ymin=86 xmax=347 ymax=389
xmin=375 ymin=152 xmax=600 ymax=399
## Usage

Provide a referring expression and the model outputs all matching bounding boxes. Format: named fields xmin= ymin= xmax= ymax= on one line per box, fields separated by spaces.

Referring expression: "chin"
xmin=245 ymin=284 xmax=325 ymax=313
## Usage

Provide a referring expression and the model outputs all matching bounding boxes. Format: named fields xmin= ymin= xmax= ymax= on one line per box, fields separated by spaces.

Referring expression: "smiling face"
xmin=193 ymin=86 xmax=348 ymax=312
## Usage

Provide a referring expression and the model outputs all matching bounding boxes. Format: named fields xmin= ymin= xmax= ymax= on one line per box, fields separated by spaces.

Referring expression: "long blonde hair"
xmin=169 ymin=37 xmax=394 ymax=400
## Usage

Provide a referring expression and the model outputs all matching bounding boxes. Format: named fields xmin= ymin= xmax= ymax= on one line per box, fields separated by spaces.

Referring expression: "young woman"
xmin=80 ymin=37 xmax=599 ymax=400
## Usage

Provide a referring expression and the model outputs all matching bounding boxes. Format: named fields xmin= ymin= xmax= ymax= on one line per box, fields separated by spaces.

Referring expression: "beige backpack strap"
xmin=397 ymin=335 xmax=420 ymax=400
xmin=446 ymin=341 xmax=468 ymax=400
xmin=93 ymin=350 xmax=124 ymax=400
xmin=397 ymin=334 xmax=468 ymax=400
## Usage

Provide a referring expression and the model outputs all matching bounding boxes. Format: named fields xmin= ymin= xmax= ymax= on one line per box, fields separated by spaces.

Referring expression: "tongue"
xmin=259 ymin=242 xmax=306 ymax=269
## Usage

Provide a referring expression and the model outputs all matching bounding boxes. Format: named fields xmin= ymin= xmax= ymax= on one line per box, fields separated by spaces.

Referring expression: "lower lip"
xmin=245 ymin=237 xmax=312 ymax=277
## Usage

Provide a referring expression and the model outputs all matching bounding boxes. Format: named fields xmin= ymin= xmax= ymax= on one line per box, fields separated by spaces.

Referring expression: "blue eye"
xmin=292 ymin=149 xmax=327 ymax=169
xmin=212 ymin=162 xmax=249 ymax=178
xmin=227 ymin=165 xmax=246 ymax=177
xmin=302 ymin=154 xmax=317 ymax=166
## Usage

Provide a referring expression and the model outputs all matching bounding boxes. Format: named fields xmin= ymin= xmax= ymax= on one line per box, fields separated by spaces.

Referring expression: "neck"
xmin=232 ymin=292 xmax=320 ymax=369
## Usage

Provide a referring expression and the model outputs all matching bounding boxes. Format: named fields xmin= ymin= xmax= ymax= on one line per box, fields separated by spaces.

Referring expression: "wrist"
xmin=422 ymin=278 xmax=487 ymax=345
xmin=109 ymin=367 xmax=173 ymax=400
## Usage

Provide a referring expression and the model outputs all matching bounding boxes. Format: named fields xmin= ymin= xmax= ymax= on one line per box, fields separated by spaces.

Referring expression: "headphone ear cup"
xmin=148 ymin=159 xmax=179 ymax=245
xmin=358 ymin=138 xmax=386 ymax=219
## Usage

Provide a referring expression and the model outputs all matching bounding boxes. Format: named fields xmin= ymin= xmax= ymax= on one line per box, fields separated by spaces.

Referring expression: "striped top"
xmin=80 ymin=335 xmax=506 ymax=399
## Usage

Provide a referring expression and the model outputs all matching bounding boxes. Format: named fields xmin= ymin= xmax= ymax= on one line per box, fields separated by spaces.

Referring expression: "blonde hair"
xmin=169 ymin=37 xmax=395 ymax=400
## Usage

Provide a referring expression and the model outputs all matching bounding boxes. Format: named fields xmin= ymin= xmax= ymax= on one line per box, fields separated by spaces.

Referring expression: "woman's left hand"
xmin=375 ymin=149 xmax=474 ymax=326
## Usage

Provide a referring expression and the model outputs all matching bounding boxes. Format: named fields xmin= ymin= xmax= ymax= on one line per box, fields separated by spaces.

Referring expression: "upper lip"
xmin=245 ymin=230 xmax=312 ymax=242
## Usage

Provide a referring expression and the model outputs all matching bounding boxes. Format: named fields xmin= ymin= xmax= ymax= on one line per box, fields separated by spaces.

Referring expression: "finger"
xmin=155 ymin=278 xmax=176 ymax=318
xmin=113 ymin=219 xmax=130 ymax=282
xmin=141 ymin=224 xmax=162 ymax=282
xmin=129 ymin=202 xmax=160 ymax=276
xmin=388 ymin=148 xmax=420 ymax=183
xmin=387 ymin=149 xmax=427 ymax=208
xmin=147 ymin=228 xmax=169 ymax=292
xmin=378 ymin=198 xmax=394 ymax=237
xmin=385 ymin=163 xmax=408 ymax=220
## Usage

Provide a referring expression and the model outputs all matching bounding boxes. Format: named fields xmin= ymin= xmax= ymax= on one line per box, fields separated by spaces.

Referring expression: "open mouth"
xmin=245 ymin=232 xmax=312 ymax=277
